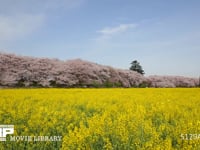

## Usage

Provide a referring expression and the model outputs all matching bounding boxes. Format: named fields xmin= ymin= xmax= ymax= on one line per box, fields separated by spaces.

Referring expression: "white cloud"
xmin=0 ymin=0 xmax=84 ymax=42
xmin=0 ymin=14 xmax=45 ymax=41
xmin=98 ymin=23 xmax=138 ymax=36
xmin=96 ymin=23 xmax=138 ymax=41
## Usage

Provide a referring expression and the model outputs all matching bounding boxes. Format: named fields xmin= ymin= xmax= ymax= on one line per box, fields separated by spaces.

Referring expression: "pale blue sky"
xmin=0 ymin=0 xmax=200 ymax=77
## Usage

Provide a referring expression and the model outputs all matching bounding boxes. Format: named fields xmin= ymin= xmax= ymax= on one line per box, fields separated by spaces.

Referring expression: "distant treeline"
xmin=0 ymin=53 xmax=199 ymax=88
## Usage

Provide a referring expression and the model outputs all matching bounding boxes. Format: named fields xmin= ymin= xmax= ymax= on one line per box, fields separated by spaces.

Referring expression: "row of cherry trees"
xmin=0 ymin=53 xmax=199 ymax=88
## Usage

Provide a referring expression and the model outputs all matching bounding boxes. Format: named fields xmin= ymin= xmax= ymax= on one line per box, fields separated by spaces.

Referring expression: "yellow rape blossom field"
xmin=0 ymin=88 xmax=200 ymax=150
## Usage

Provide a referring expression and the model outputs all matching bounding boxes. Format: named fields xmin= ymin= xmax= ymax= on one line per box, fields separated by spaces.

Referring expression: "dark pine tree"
xmin=130 ymin=60 xmax=145 ymax=75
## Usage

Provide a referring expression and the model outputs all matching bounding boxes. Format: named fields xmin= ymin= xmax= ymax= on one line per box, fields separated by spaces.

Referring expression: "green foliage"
xmin=91 ymin=81 xmax=123 ymax=88
xmin=16 ymin=79 xmax=25 ymax=87
xmin=31 ymin=81 xmax=42 ymax=87
xmin=130 ymin=60 xmax=145 ymax=75
xmin=138 ymin=81 xmax=149 ymax=88
xmin=49 ymin=80 xmax=56 ymax=87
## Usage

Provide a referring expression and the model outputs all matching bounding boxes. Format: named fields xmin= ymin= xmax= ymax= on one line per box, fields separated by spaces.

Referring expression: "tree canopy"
xmin=130 ymin=60 xmax=145 ymax=75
